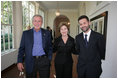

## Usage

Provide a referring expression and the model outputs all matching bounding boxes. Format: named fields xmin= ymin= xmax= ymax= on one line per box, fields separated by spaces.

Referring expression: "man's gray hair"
xmin=32 ymin=14 xmax=43 ymax=22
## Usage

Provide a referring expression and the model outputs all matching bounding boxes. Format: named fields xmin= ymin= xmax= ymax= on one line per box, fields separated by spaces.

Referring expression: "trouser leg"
xmin=38 ymin=57 xmax=50 ymax=78
xmin=26 ymin=59 xmax=38 ymax=78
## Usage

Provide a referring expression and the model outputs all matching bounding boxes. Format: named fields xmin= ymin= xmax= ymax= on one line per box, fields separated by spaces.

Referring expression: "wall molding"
xmin=90 ymin=1 xmax=111 ymax=17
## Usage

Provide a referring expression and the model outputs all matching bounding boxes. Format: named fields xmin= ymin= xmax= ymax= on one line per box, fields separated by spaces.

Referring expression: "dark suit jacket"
xmin=75 ymin=30 xmax=105 ymax=75
xmin=17 ymin=28 xmax=52 ymax=74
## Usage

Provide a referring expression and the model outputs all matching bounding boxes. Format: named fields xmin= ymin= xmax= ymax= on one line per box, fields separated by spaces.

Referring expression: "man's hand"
xmin=17 ymin=63 xmax=24 ymax=72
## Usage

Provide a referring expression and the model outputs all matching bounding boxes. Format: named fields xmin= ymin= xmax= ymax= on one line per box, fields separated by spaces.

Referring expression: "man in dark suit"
xmin=17 ymin=15 xmax=52 ymax=78
xmin=75 ymin=15 xmax=105 ymax=78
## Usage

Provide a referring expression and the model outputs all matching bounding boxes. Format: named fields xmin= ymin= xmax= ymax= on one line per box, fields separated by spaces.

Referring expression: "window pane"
xmin=9 ymin=12 xmax=12 ymax=24
xmin=4 ymin=26 xmax=9 ymax=50
xmin=22 ymin=1 xmax=35 ymax=30
xmin=1 ymin=1 xmax=13 ymax=53
xmin=9 ymin=26 xmax=12 ymax=49
xmin=1 ymin=15 xmax=3 ymax=24
xmin=3 ymin=1 xmax=8 ymax=12
xmin=8 ymin=1 xmax=12 ymax=12
xmin=29 ymin=3 xmax=34 ymax=27
xmin=3 ymin=10 xmax=8 ymax=24
xmin=1 ymin=1 xmax=3 ymax=11
xmin=10 ymin=34 xmax=12 ymax=49
xmin=1 ymin=35 xmax=4 ymax=52
xmin=22 ymin=1 xmax=29 ymax=30
xmin=3 ymin=2 xmax=9 ymax=24
xmin=1 ymin=25 xmax=5 ymax=52
xmin=1 ymin=2 xmax=3 ymax=24
xmin=5 ymin=38 xmax=9 ymax=50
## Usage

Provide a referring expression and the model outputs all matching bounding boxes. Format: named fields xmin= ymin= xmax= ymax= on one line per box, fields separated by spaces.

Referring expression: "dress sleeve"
xmin=75 ymin=36 xmax=80 ymax=55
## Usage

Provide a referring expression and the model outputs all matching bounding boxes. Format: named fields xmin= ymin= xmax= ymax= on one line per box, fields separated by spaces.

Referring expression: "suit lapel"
xmin=80 ymin=33 xmax=86 ymax=48
xmin=87 ymin=30 xmax=94 ymax=48
xmin=30 ymin=29 xmax=34 ymax=49
xmin=41 ymin=28 xmax=45 ymax=49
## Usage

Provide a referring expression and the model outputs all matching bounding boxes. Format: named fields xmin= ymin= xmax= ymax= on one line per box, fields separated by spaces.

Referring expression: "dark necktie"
xmin=85 ymin=34 xmax=88 ymax=47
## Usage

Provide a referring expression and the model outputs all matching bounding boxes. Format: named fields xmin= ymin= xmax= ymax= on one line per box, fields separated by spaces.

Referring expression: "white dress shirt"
xmin=83 ymin=29 xmax=91 ymax=42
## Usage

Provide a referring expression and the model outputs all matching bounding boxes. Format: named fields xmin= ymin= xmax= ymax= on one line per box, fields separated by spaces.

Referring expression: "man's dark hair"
xmin=78 ymin=15 xmax=89 ymax=22
xmin=47 ymin=26 xmax=50 ymax=29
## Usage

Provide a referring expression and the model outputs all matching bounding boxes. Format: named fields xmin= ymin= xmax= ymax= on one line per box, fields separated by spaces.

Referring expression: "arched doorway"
xmin=53 ymin=15 xmax=70 ymax=39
